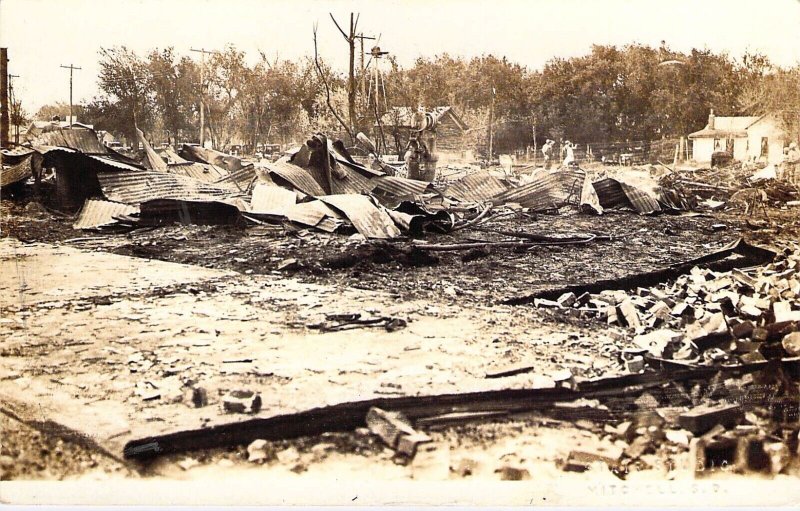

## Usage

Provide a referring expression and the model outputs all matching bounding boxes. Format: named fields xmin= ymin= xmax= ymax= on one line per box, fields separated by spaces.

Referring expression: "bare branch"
xmin=329 ymin=13 xmax=349 ymax=40
xmin=313 ymin=24 xmax=354 ymax=140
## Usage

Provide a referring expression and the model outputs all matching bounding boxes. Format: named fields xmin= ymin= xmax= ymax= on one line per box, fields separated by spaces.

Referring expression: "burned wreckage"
xmin=3 ymin=123 xmax=800 ymax=479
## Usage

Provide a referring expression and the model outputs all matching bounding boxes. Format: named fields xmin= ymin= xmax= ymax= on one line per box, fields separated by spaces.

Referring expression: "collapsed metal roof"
xmin=372 ymin=175 xmax=434 ymax=198
xmin=319 ymin=194 xmax=401 ymax=239
xmin=97 ymin=171 xmax=245 ymax=205
xmin=493 ymin=168 xmax=587 ymax=210
xmin=73 ymin=199 xmax=139 ymax=230
xmin=265 ymin=160 xmax=326 ymax=197
xmin=444 ymin=170 xmax=509 ymax=202
xmin=31 ymin=128 xmax=109 ymax=155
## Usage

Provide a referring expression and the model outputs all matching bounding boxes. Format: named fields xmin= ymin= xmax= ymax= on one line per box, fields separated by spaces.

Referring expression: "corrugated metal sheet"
xmin=0 ymin=155 xmax=33 ymax=187
xmin=167 ymin=162 xmax=228 ymax=182
xmin=320 ymin=194 xmax=401 ymax=239
xmin=86 ymin=154 xmax=144 ymax=172
xmin=444 ymin=170 xmax=509 ymax=202
xmin=137 ymin=128 xmax=168 ymax=171
xmin=265 ymin=160 xmax=326 ymax=197
xmin=32 ymin=128 xmax=108 ymax=154
xmin=619 ymin=181 xmax=662 ymax=214
xmin=286 ymin=200 xmax=343 ymax=228
xmin=97 ymin=171 xmax=244 ymax=205
xmin=493 ymin=168 xmax=586 ymax=210
xmin=73 ymin=199 xmax=139 ymax=230
xmin=250 ymin=183 xmax=297 ymax=215
xmin=330 ymin=161 xmax=375 ymax=195
xmin=592 ymin=178 xmax=661 ymax=214
xmin=372 ymin=175 xmax=434 ymax=197
xmin=591 ymin=177 xmax=627 ymax=209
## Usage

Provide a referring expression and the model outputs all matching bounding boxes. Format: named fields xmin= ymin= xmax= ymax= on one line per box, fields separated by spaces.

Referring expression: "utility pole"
xmin=354 ymin=33 xmax=375 ymax=107
xmin=488 ymin=86 xmax=496 ymax=162
xmin=8 ymin=73 xmax=20 ymax=144
xmin=190 ymin=48 xmax=215 ymax=148
xmin=1 ymin=48 xmax=9 ymax=148
xmin=60 ymin=63 xmax=82 ymax=125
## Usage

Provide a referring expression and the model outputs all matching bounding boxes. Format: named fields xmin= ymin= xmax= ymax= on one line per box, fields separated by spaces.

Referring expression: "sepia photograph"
xmin=1 ymin=0 xmax=800 ymax=506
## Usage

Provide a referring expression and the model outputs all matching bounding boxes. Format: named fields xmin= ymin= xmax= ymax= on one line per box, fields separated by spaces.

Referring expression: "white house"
xmin=689 ymin=110 xmax=788 ymax=164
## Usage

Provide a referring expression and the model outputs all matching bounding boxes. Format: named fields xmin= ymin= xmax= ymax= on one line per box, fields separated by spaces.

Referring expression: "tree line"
xmin=32 ymin=42 xmax=800 ymax=156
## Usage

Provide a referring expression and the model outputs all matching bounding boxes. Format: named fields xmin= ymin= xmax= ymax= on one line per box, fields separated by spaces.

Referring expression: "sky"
xmin=2 ymin=0 xmax=800 ymax=114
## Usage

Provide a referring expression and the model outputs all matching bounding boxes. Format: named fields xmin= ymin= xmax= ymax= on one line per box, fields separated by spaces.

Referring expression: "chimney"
xmin=707 ymin=109 xmax=715 ymax=130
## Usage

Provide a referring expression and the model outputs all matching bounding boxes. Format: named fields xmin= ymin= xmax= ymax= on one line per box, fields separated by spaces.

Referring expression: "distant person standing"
xmin=562 ymin=141 xmax=576 ymax=167
xmin=541 ymin=139 xmax=554 ymax=169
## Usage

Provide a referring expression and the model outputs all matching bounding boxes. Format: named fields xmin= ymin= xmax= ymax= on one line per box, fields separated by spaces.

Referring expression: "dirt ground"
xmin=1 ymin=182 xmax=800 ymax=497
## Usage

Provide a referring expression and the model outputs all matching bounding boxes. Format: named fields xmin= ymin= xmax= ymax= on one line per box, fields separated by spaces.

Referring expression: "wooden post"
xmin=0 ymin=48 xmax=8 ymax=148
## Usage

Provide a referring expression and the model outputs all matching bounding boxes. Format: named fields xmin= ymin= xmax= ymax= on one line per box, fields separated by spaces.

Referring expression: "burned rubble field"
xmin=3 ymin=199 xmax=737 ymax=304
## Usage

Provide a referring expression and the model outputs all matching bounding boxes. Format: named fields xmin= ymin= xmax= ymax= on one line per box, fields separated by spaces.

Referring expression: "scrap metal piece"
xmin=492 ymin=167 xmax=586 ymax=210
xmin=73 ymin=199 xmax=139 ymax=230
xmin=97 ymin=171 xmax=244 ymax=206
xmin=319 ymin=194 xmax=401 ymax=239
xmin=592 ymin=177 xmax=661 ymax=214
xmin=250 ymin=183 xmax=296 ymax=215
xmin=0 ymin=155 xmax=32 ymax=187
xmin=266 ymin=160 xmax=326 ymax=197
xmin=285 ymin=199 xmax=343 ymax=229
xmin=136 ymin=128 xmax=168 ymax=172
xmin=372 ymin=175 xmax=434 ymax=197
xmin=444 ymin=170 xmax=509 ymax=202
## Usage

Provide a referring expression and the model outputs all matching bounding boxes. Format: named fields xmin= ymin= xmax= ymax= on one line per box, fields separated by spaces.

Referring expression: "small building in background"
xmin=689 ymin=110 xmax=787 ymax=165
xmin=379 ymin=106 xmax=469 ymax=162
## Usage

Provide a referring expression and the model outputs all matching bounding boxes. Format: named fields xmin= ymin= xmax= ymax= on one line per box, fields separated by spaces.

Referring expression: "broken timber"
xmin=504 ymin=238 xmax=776 ymax=305
xmin=123 ymin=356 xmax=800 ymax=460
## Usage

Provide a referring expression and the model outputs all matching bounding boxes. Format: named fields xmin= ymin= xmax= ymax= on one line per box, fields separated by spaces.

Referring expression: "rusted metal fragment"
xmin=285 ymin=200 xmax=344 ymax=231
xmin=97 ymin=171 xmax=244 ymax=205
xmin=73 ymin=199 xmax=139 ymax=230
xmin=319 ymin=194 xmax=401 ymax=239
xmin=265 ymin=160 xmax=326 ymax=197
xmin=214 ymin=164 xmax=257 ymax=193
xmin=137 ymin=128 xmax=168 ymax=172
xmin=250 ymin=183 xmax=296 ymax=215
xmin=593 ymin=177 xmax=661 ymax=214
xmin=445 ymin=170 xmax=509 ymax=202
xmin=165 ymin=162 xmax=228 ymax=182
xmin=493 ymin=168 xmax=586 ymax=210
xmin=31 ymin=127 xmax=108 ymax=154
xmin=372 ymin=175 xmax=434 ymax=198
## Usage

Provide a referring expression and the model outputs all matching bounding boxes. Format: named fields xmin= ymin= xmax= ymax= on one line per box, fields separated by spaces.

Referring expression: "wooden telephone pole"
xmin=1 ymin=48 xmax=9 ymax=148
xmin=60 ymin=63 xmax=82 ymax=125
xmin=190 ymin=47 xmax=216 ymax=147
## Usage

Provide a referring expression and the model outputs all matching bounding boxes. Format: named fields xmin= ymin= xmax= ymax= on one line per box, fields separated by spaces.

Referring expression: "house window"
xmin=726 ymin=138 xmax=734 ymax=153
xmin=713 ymin=138 xmax=721 ymax=151
xmin=761 ymin=137 xmax=768 ymax=157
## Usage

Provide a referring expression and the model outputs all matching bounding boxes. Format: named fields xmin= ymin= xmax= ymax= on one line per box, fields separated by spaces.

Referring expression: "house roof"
xmin=688 ymin=116 xmax=763 ymax=139
xmin=379 ymin=106 xmax=468 ymax=131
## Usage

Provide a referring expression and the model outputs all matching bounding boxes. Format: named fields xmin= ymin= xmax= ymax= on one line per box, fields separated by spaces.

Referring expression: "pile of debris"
xmin=3 ymin=126 xmax=698 ymax=242
xmin=534 ymin=242 xmax=800 ymax=370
